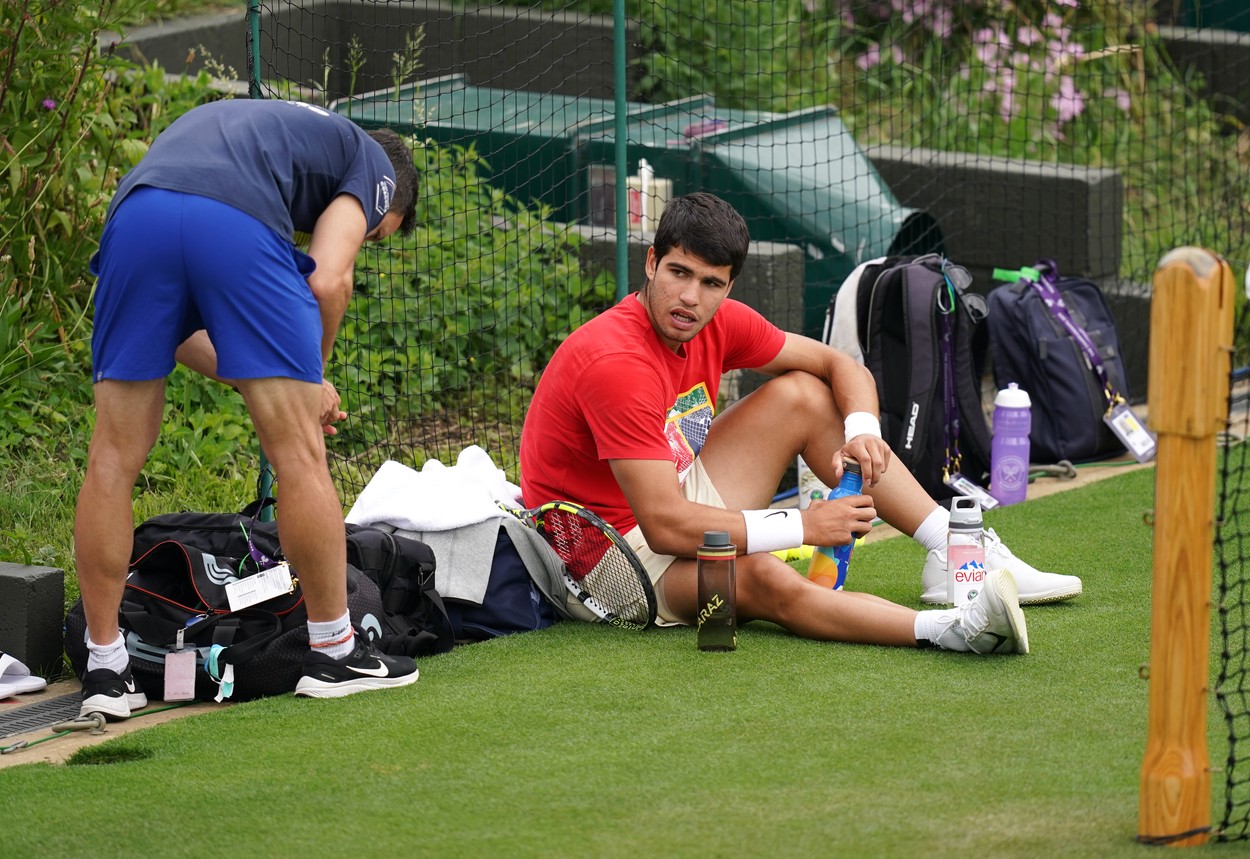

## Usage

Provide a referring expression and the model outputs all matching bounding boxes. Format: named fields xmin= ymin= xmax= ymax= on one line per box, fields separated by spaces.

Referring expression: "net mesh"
xmin=1218 ymin=305 xmax=1250 ymax=842
xmin=241 ymin=2 xmax=1250 ymax=837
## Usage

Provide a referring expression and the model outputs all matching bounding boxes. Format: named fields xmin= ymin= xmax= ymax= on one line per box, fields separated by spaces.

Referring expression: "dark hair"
xmin=367 ymin=129 xmax=420 ymax=235
xmin=651 ymin=192 xmax=750 ymax=281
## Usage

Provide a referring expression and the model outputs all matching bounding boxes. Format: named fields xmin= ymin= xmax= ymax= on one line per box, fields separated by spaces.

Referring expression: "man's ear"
xmin=644 ymin=245 xmax=657 ymax=280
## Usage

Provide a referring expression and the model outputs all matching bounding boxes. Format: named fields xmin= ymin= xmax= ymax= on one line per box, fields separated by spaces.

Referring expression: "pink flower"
xmin=1017 ymin=26 xmax=1042 ymax=47
xmin=857 ymin=43 xmax=882 ymax=71
xmin=41 ymin=98 xmax=56 ymax=110
xmin=1052 ymin=75 xmax=1085 ymax=123
xmin=1104 ymin=86 xmax=1131 ymax=113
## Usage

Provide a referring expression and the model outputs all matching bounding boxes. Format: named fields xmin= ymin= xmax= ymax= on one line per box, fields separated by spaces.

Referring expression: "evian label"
xmin=947 ymin=545 xmax=985 ymax=606
xmin=904 ymin=401 xmax=920 ymax=450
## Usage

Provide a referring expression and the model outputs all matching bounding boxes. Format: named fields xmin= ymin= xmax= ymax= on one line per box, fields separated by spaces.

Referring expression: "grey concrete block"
xmin=0 ymin=563 xmax=65 ymax=679
xmin=104 ymin=1 xmax=639 ymax=103
xmin=866 ymin=144 xmax=1123 ymax=284
xmin=1158 ymin=25 xmax=1250 ymax=129
xmin=1103 ymin=278 xmax=1152 ymax=402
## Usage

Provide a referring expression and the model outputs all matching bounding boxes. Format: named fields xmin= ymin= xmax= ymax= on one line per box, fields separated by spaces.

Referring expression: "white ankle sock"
xmin=86 ymin=632 xmax=130 ymax=673
xmin=914 ymin=609 xmax=970 ymax=652
xmin=912 ymin=505 xmax=950 ymax=553
xmin=308 ymin=611 xmax=355 ymax=660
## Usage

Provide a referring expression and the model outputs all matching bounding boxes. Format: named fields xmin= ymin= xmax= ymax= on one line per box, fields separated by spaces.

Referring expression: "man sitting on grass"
xmin=520 ymin=192 xmax=1081 ymax=654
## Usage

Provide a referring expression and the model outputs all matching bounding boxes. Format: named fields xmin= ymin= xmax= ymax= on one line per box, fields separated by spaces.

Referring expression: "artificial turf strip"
xmin=0 ymin=467 xmax=1239 ymax=857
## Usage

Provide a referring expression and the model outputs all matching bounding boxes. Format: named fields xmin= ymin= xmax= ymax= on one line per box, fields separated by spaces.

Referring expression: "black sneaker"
xmin=80 ymin=666 xmax=148 ymax=720
xmin=294 ymin=635 xmax=419 ymax=699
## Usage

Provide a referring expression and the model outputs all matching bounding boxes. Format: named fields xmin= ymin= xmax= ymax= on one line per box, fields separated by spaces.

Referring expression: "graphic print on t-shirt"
xmin=666 ymin=382 xmax=714 ymax=484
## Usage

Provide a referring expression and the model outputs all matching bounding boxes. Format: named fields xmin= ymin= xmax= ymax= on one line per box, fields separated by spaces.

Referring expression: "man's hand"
xmin=839 ymin=433 xmax=891 ymax=487
xmin=320 ymin=380 xmax=347 ymax=435
xmin=803 ymin=494 xmax=876 ymax=548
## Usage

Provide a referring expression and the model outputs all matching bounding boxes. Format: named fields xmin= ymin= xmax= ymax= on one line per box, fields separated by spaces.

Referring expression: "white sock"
xmin=308 ymin=611 xmax=355 ymax=660
xmin=914 ymin=609 xmax=970 ymax=652
xmin=912 ymin=505 xmax=950 ymax=553
xmin=86 ymin=632 xmax=130 ymax=674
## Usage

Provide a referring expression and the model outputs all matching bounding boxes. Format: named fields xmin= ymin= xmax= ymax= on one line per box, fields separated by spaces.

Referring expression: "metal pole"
xmin=245 ymin=0 xmax=273 ymax=518
xmin=613 ymin=0 xmax=630 ymax=301
xmin=247 ymin=0 xmax=262 ymax=100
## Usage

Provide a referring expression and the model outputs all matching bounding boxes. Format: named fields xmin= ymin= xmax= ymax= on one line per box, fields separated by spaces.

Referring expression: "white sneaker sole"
xmin=80 ymin=690 xmax=147 ymax=721
xmin=989 ymin=571 xmax=1030 ymax=655
xmin=294 ymin=668 xmax=420 ymax=699
xmin=921 ymin=581 xmax=1082 ymax=606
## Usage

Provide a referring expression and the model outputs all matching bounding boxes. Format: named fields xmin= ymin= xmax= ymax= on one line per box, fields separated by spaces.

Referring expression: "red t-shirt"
xmin=519 ymin=293 xmax=786 ymax=533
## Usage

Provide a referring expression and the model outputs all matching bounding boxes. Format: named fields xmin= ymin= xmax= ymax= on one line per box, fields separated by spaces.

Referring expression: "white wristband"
xmin=742 ymin=508 xmax=805 ymax=555
xmin=844 ymin=411 xmax=882 ymax=442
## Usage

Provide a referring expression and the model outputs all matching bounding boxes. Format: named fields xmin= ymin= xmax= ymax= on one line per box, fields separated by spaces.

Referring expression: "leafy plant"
xmin=334 ymin=139 xmax=613 ymax=466
xmin=0 ymin=0 xmax=236 ymax=461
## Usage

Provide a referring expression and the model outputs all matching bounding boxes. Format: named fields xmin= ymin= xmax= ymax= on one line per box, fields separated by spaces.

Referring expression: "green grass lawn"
xmin=0 ymin=466 xmax=1243 ymax=857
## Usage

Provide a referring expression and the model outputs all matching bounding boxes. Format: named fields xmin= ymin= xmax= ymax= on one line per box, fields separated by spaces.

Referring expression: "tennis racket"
xmin=504 ymin=500 xmax=657 ymax=631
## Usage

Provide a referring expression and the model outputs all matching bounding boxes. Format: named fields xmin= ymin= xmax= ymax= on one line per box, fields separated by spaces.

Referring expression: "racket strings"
xmin=539 ymin=510 xmax=651 ymax=624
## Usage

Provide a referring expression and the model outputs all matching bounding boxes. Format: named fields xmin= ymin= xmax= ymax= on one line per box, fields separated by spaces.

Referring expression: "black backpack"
xmin=343 ymin=523 xmax=455 ymax=657
xmin=987 ymin=259 xmax=1130 ymax=464
xmin=828 ymin=254 xmax=992 ymax=500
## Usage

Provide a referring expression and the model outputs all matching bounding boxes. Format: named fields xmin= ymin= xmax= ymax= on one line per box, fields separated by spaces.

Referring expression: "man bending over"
xmin=76 ymin=99 xmax=422 ymax=718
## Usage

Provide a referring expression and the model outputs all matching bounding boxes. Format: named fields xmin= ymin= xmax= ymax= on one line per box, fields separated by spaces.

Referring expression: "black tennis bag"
xmin=987 ymin=259 xmax=1131 ymax=463
xmin=65 ymin=540 xmax=386 ymax=702
xmin=343 ymin=523 xmax=455 ymax=657
xmin=830 ymin=254 xmax=992 ymax=499
xmin=129 ymin=503 xmax=454 ymax=659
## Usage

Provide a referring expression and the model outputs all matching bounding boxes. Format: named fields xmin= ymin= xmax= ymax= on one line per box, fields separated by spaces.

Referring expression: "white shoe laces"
xmin=983 ymin=527 xmax=1008 ymax=560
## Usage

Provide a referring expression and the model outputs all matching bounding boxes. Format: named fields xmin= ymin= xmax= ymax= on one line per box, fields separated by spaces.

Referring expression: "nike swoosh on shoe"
xmin=347 ymin=661 xmax=391 ymax=677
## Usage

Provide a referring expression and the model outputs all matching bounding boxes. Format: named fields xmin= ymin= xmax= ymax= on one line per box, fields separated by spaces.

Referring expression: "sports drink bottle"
xmin=807 ymin=459 xmax=864 ymax=590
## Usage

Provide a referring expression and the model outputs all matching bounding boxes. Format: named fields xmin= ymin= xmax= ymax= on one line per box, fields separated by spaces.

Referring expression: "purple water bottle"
xmin=990 ymin=383 xmax=1032 ymax=506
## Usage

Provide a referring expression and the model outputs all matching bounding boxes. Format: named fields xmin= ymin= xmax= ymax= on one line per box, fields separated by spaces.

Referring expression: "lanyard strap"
xmin=938 ymin=261 xmax=962 ymax=477
xmin=1027 ymin=262 xmax=1123 ymax=411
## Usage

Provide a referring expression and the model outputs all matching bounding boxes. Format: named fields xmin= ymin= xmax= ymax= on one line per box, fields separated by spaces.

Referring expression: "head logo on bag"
xmin=825 ymin=254 xmax=993 ymax=499
xmin=359 ymin=613 xmax=383 ymax=642
xmin=201 ymin=552 xmax=239 ymax=587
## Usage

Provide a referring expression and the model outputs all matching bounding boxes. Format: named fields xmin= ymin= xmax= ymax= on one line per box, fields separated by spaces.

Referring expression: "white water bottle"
xmin=947 ymin=497 xmax=986 ymax=606
xmin=797 ymin=455 xmax=830 ymax=510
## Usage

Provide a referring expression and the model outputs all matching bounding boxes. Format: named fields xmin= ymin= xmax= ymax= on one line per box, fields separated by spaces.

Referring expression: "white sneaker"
xmin=929 ymin=569 xmax=1030 ymax=654
xmin=962 ymin=569 xmax=1030 ymax=654
xmin=920 ymin=527 xmax=1082 ymax=606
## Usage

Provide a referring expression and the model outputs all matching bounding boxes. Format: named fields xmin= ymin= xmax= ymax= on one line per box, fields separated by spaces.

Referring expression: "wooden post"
xmin=1138 ymin=247 xmax=1234 ymax=846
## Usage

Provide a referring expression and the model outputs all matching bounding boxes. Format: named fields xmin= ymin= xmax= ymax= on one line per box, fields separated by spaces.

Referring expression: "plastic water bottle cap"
xmin=949 ymin=497 xmax=983 ymax=529
xmin=994 ymin=382 xmax=1032 ymax=408
xmin=702 ymin=530 xmax=732 ymax=547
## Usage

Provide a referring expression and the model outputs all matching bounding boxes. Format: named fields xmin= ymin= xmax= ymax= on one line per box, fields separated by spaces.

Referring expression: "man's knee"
xmin=737 ymin=554 xmax=810 ymax=617
xmin=753 ymin=370 xmax=840 ymax=419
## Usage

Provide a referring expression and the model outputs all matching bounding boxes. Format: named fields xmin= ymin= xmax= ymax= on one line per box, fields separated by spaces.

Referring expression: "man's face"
xmin=639 ymin=244 xmax=734 ymax=353
xmin=365 ymin=211 xmax=404 ymax=242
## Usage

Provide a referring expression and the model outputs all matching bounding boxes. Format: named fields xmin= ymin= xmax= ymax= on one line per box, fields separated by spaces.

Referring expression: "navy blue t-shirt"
xmin=106 ymin=99 xmax=396 ymax=240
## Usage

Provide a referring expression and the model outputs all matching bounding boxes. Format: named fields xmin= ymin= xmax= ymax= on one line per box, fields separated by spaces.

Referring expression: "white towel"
xmin=345 ymin=446 xmax=523 ymax=532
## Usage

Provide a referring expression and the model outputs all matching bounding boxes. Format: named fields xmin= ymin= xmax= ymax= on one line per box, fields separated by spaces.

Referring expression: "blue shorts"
xmin=90 ymin=186 xmax=323 ymax=383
